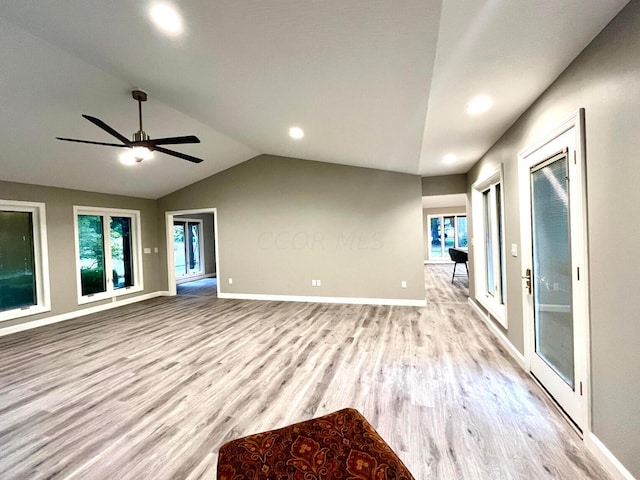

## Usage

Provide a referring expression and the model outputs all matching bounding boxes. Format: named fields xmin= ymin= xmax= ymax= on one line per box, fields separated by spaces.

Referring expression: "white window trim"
xmin=0 ymin=200 xmax=51 ymax=322
xmin=426 ymin=213 xmax=468 ymax=262
xmin=73 ymin=206 xmax=144 ymax=305
xmin=173 ymin=217 xmax=205 ymax=279
xmin=472 ymin=165 xmax=507 ymax=327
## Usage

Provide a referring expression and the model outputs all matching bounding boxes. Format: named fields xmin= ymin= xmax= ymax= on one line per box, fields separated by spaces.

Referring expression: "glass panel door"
xmin=110 ymin=217 xmax=133 ymax=289
xmin=429 ymin=217 xmax=442 ymax=258
xmin=174 ymin=220 xmax=203 ymax=278
xmin=456 ymin=216 xmax=468 ymax=248
xmin=531 ymin=154 xmax=574 ymax=388
xmin=78 ymin=215 xmax=106 ymax=296
xmin=0 ymin=211 xmax=36 ymax=311
xmin=187 ymin=222 xmax=201 ymax=272
xmin=174 ymin=223 xmax=187 ymax=277
xmin=520 ymin=117 xmax=586 ymax=429
xmin=443 ymin=216 xmax=455 ymax=253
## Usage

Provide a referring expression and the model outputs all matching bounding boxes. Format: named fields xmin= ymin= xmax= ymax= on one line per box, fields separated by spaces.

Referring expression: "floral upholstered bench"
xmin=217 ymin=408 xmax=414 ymax=479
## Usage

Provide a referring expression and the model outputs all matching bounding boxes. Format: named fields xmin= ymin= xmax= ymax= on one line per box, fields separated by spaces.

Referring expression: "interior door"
xmin=520 ymin=113 xmax=588 ymax=431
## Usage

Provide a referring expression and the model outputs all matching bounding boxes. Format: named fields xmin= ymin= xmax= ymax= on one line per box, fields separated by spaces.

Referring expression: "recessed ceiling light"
xmin=466 ymin=95 xmax=493 ymax=116
xmin=443 ymin=153 xmax=457 ymax=164
xmin=149 ymin=3 xmax=184 ymax=36
xmin=289 ymin=127 xmax=304 ymax=139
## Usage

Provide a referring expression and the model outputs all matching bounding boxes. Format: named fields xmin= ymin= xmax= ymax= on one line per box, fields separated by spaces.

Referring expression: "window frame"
xmin=0 ymin=200 xmax=51 ymax=322
xmin=73 ymin=206 xmax=143 ymax=305
xmin=472 ymin=165 xmax=507 ymax=326
xmin=426 ymin=213 xmax=468 ymax=261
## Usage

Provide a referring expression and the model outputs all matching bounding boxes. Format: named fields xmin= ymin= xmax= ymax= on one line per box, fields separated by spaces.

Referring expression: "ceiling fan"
xmin=56 ymin=89 xmax=203 ymax=164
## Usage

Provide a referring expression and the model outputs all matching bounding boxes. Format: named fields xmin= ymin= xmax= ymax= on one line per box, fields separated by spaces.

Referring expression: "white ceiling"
xmin=0 ymin=0 xmax=629 ymax=198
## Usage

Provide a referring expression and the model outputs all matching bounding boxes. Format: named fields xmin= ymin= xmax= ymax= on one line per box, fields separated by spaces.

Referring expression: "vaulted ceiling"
xmin=0 ymin=1 xmax=629 ymax=198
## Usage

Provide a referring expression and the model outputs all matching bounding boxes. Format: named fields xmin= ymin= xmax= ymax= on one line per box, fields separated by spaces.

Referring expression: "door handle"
xmin=522 ymin=268 xmax=532 ymax=295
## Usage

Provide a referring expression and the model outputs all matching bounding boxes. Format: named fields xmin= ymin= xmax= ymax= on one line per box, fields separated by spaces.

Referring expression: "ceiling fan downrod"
xmin=131 ymin=89 xmax=149 ymax=142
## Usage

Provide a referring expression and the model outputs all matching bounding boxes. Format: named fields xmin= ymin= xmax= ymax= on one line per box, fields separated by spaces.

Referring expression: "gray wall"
xmin=466 ymin=2 xmax=640 ymax=475
xmin=174 ymin=213 xmax=216 ymax=275
xmin=0 ymin=180 xmax=161 ymax=330
xmin=158 ymin=155 xmax=425 ymax=301
xmin=421 ymin=174 xmax=467 ymax=196
xmin=422 ymin=207 xmax=466 ymax=261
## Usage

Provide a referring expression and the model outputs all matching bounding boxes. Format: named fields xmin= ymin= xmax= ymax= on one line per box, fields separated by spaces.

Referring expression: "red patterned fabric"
xmin=217 ymin=408 xmax=414 ymax=480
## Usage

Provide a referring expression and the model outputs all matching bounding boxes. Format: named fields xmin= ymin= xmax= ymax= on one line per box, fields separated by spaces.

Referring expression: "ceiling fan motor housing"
xmin=133 ymin=131 xmax=150 ymax=142
xmin=131 ymin=89 xmax=148 ymax=102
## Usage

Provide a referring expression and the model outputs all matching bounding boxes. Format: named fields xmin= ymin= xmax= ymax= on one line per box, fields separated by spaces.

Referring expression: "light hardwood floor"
xmin=0 ymin=266 xmax=610 ymax=479
xmin=176 ymin=277 xmax=218 ymax=299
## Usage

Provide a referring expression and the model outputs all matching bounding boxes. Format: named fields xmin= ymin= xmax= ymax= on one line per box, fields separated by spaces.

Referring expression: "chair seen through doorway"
xmin=448 ymin=248 xmax=468 ymax=284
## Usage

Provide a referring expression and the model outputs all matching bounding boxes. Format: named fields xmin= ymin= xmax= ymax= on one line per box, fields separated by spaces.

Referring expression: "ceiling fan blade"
xmin=82 ymin=115 xmax=131 ymax=145
xmin=56 ymin=137 xmax=130 ymax=147
xmin=153 ymin=146 xmax=203 ymax=164
xmin=136 ymin=135 xmax=201 ymax=147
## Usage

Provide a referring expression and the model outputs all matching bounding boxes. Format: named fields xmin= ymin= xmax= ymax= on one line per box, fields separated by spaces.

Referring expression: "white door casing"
xmin=518 ymin=109 xmax=590 ymax=431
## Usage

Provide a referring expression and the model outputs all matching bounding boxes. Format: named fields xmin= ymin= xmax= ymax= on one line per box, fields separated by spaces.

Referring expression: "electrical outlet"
xmin=228 ymin=278 xmax=233 ymax=284
xmin=317 ymin=279 xmax=321 ymax=287
xmin=312 ymin=280 xmax=317 ymax=286
xmin=401 ymin=281 xmax=407 ymax=289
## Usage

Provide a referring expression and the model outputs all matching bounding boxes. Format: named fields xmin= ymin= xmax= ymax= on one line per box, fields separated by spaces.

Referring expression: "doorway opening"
xmin=421 ymin=194 xmax=467 ymax=264
xmin=166 ymin=208 xmax=219 ymax=298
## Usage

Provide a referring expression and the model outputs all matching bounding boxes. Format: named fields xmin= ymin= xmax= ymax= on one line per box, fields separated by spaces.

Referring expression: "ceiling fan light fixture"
xmin=133 ymin=146 xmax=154 ymax=160
xmin=149 ymin=3 xmax=184 ymax=36
xmin=119 ymin=152 xmax=137 ymax=166
xmin=120 ymin=146 xmax=153 ymax=165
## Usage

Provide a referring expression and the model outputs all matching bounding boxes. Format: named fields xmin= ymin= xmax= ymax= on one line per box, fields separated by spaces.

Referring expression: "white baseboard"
xmin=585 ymin=433 xmax=636 ymax=480
xmin=176 ymin=273 xmax=216 ymax=285
xmin=468 ymin=297 xmax=526 ymax=369
xmin=0 ymin=291 xmax=164 ymax=337
xmin=218 ymin=292 xmax=427 ymax=307
xmin=469 ymin=297 xmax=635 ymax=479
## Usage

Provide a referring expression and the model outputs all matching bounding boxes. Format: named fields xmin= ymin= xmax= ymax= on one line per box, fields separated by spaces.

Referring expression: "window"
xmin=0 ymin=200 xmax=50 ymax=322
xmin=427 ymin=214 xmax=467 ymax=260
xmin=74 ymin=207 xmax=143 ymax=303
xmin=472 ymin=167 xmax=506 ymax=325
xmin=483 ymin=184 xmax=504 ymax=301
xmin=173 ymin=219 xmax=204 ymax=279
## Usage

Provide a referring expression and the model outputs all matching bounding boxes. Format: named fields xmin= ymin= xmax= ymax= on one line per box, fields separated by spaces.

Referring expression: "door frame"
xmin=517 ymin=109 xmax=590 ymax=432
xmin=165 ymin=208 xmax=220 ymax=296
